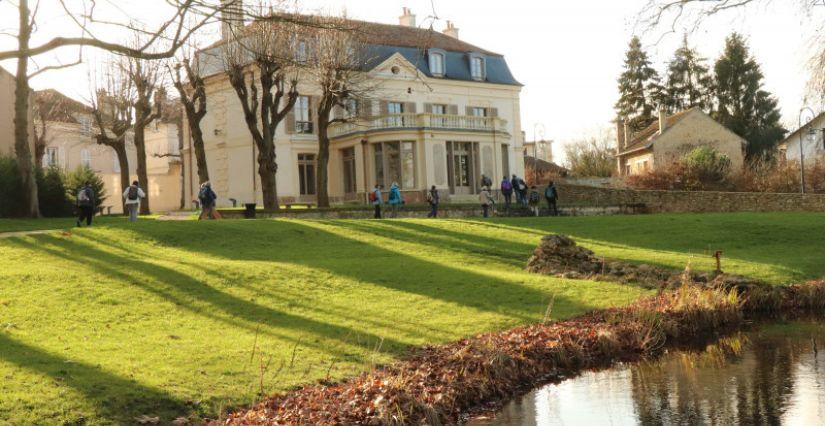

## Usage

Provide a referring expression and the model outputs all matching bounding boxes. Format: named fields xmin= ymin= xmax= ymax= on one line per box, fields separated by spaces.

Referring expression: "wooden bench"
xmin=283 ymin=202 xmax=315 ymax=210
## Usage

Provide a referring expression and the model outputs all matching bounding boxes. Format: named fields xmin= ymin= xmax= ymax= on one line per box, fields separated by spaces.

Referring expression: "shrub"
xmin=65 ymin=166 xmax=108 ymax=207
xmin=0 ymin=155 xmax=25 ymax=217
xmin=683 ymin=146 xmax=731 ymax=183
xmin=36 ymin=166 xmax=72 ymax=217
xmin=626 ymin=147 xmax=734 ymax=191
xmin=733 ymin=158 xmax=825 ymax=194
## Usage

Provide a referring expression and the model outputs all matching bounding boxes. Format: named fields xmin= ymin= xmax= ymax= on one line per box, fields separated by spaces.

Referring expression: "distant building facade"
xmin=777 ymin=112 xmax=825 ymax=164
xmin=0 ymin=66 xmax=34 ymax=158
xmin=184 ymin=8 xmax=525 ymax=206
xmin=35 ymin=89 xmax=182 ymax=213
xmin=615 ymin=108 xmax=746 ymax=176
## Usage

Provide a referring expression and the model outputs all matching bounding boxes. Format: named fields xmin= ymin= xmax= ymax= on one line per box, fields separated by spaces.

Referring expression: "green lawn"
xmin=1 ymin=213 xmax=824 ymax=424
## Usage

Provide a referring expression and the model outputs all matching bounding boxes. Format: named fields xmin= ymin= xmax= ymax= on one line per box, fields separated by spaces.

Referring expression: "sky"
xmin=1 ymin=0 xmax=822 ymax=163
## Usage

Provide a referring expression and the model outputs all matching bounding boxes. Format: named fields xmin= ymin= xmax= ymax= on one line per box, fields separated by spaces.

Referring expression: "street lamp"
xmin=799 ymin=107 xmax=816 ymax=194
xmin=533 ymin=123 xmax=545 ymax=184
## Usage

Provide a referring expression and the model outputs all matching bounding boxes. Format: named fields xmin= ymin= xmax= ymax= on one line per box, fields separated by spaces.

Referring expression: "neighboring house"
xmin=35 ymin=89 xmax=183 ymax=213
xmin=0 ymin=66 xmax=34 ymax=158
xmin=184 ymin=7 xmax=524 ymax=206
xmin=777 ymin=112 xmax=825 ymax=164
xmin=523 ymin=139 xmax=554 ymax=163
xmin=615 ymin=108 xmax=746 ymax=176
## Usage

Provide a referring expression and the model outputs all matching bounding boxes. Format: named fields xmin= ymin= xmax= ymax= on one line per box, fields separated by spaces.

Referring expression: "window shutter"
xmin=423 ymin=103 xmax=432 ymax=114
xmin=379 ymin=100 xmax=389 ymax=116
xmin=358 ymin=99 xmax=372 ymax=119
xmin=310 ymin=96 xmax=318 ymax=134
xmin=489 ymin=108 xmax=499 ymax=117
xmin=404 ymin=102 xmax=417 ymax=114
xmin=465 ymin=106 xmax=473 ymax=116
xmin=286 ymin=108 xmax=295 ymax=134
xmin=448 ymin=104 xmax=458 ymax=115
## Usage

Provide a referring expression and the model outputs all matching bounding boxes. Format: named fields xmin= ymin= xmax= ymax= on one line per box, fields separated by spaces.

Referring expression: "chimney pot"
xmin=399 ymin=7 xmax=416 ymax=27
xmin=658 ymin=108 xmax=667 ymax=134
xmin=443 ymin=20 xmax=460 ymax=39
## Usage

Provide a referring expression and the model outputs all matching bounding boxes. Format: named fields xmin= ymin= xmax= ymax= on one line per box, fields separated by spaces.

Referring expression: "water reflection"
xmin=471 ymin=321 xmax=825 ymax=425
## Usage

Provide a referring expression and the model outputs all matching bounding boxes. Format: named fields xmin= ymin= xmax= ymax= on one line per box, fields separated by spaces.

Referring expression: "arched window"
xmin=80 ymin=149 xmax=92 ymax=168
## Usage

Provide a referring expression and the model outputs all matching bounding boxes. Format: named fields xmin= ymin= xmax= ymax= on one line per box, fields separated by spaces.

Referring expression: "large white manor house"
xmin=183 ymin=7 xmax=524 ymax=206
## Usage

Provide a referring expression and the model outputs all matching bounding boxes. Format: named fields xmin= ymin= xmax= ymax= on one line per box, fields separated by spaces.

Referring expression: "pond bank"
xmin=217 ymin=276 xmax=825 ymax=424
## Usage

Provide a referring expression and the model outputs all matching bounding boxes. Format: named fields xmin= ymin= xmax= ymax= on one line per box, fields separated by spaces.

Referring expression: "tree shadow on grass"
xmin=8 ymin=236 xmax=403 ymax=360
xmin=0 ymin=332 xmax=187 ymax=424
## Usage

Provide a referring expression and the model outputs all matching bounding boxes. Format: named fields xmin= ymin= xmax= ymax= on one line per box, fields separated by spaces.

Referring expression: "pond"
xmin=471 ymin=320 xmax=825 ymax=425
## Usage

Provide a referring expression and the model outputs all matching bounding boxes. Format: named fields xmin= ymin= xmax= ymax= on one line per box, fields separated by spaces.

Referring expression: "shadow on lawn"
xmin=0 ymin=333 xmax=187 ymax=423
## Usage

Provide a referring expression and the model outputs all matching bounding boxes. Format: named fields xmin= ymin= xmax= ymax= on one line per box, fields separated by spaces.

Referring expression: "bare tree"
xmin=307 ymin=16 xmax=375 ymax=208
xmin=32 ymin=96 xmax=54 ymax=167
xmin=222 ymin=16 xmax=300 ymax=210
xmin=563 ymin=129 xmax=617 ymax=178
xmin=2 ymin=0 xmax=236 ymax=217
xmin=638 ymin=0 xmax=825 ymax=96
xmin=91 ymin=63 xmax=135 ymax=213
xmin=124 ymin=55 xmax=164 ymax=214
xmin=170 ymin=51 xmax=210 ymax=186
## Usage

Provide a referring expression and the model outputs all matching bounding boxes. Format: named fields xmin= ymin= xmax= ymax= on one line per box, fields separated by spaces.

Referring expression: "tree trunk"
xmin=191 ymin=124 xmax=210 ymax=184
xmin=133 ymin=125 xmax=151 ymax=214
xmin=114 ymin=144 xmax=130 ymax=214
xmin=316 ymin=118 xmax=331 ymax=208
xmin=258 ymin=142 xmax=279 ymax=210
xmin=14 ymin=0 xmax=39 ymax=218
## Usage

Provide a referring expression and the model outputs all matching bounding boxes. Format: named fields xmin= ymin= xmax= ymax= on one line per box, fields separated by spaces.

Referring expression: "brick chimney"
xmin=221 ymin=0 xmax=244 ymax=40
xmin=616 ymin=118 xmax=626 ymax=149
xmin=443 ymin=21 xmax=459 ymax=39
xmin=658 ymin=108 xmax=667 ymax=134
xmin=399 ymin=7 xmax=416 ymax=27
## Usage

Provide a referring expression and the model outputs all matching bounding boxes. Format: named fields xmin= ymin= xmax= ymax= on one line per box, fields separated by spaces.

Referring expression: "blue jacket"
xmin=388 ymin=184 xmax=403 ymax=205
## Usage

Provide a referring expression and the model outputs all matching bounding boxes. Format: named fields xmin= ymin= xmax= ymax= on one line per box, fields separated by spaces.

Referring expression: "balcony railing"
xmin=329 ymin=113 xmax=510 ymax=139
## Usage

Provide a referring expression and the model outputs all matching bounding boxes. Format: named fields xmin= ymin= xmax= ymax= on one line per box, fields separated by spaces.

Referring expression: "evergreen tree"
xmin=664 ymin=36 xmax=714 ymax=112
xmin=714 ymin=33 xmax=786 ymax=159
xmin=615 ymin=36 xmax=662 ymax=132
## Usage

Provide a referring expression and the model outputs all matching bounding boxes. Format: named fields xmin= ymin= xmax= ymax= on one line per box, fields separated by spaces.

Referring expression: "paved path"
xmin=0 ymin=229 xmax=60 ymax=239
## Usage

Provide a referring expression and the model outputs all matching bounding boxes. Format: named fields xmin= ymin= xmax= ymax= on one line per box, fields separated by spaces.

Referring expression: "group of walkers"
xmin=368 ymin=174 xmax=559 ymax=220
xmin=479 ymin=175 xmax=559 ymax=218
xmin=75 ymin=180 xmax=147 ymax=227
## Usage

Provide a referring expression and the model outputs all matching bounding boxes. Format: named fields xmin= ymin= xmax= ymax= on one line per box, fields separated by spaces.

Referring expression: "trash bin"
xmin=244 ymin=203 xmax=257 ymax=219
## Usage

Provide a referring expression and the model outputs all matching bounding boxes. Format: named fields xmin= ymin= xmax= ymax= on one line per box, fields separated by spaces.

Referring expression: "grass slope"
xmin=1 ymin=213 xmax=823 ymax=424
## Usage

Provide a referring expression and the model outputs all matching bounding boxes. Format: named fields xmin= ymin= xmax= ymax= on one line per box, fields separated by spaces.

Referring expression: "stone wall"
xmin=556 ymin=183 xmax=825 ymax=213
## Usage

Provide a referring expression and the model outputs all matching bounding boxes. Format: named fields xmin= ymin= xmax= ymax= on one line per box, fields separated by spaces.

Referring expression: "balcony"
xmin=329 ymin=113 xmax=510 ymax=139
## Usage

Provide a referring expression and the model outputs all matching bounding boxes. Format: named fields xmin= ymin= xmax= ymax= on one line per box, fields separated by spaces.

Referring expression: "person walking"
xmin=198 ymin=181 xmax=218 ymax=220
xmin=426 ymin=185 xmax=440 ymax=218
xmin=123 ymin=180 xmax=146 ymax=222
xmin=545 ymin=180 xmax=559 ymax=217
xmin=479 ymin=186 xmax=494 ymax=218
xmin=511 ymin=174 xmax=521 ymax=206
xmin=388 ymin=182 xmax=403 ymax=218
xmin=528 ymin=185 xmax=541 ymax=217
xmin=75 ymin=181 xmax=95 ymax=227
xmin=500 ymin=176 xmax=513 ymax=212
xmin=370 ymin=184 xmax=383 ymax=219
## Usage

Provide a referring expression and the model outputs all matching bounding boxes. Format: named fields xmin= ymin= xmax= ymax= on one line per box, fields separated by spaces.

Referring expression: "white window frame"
xmin=296 ymin=40 xmax=308 ymax=63
xmin=387 ymin=102 xmax=404 ymax=127
xmin=80 ymin=148 xmax=92 ymax=168
xmin=470 ymin=107 xmax=487 ymax=117
xmin=430 ymin=52 xmax=445 ymax=76
xmin=470 ymin=56 xmax=485 ymax=81
xmin=79 ymin=116 xmax=92 ymax=136
xmin=45 ymin=147 xmax=59 ymax=168
xmin=295 ymin=96 xmax=313 ymax=134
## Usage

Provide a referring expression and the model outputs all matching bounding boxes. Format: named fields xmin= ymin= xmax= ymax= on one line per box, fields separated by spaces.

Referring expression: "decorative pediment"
xmin=369 ymin=53 xmax=421 ymax=80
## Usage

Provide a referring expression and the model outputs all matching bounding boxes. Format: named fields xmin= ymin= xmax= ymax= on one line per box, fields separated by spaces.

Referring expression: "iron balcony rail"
xmin=329 ymin=113 xmax=510 ymax=139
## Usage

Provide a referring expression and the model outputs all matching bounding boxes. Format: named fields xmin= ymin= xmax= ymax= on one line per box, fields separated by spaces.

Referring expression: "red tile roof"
xmin=617 ymin=108 xmax=696 ymax=156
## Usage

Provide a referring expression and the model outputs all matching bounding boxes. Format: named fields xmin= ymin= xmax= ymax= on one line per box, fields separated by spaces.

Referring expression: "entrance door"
xmin=342 ymin=147 xmax=357 ymax=199
xmin=448 ymin=142 xmax=476 ymax=195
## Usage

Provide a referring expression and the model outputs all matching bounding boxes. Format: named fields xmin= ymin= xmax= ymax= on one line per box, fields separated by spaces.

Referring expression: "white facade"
xmin=778 ymin=113 xmax=825 ymax=164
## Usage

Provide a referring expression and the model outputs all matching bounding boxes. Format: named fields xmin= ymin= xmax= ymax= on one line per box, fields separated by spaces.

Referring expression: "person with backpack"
xmin=123 ymin=180 xmax=146 ymax=222
xmin=479 ymin=186 xmax=494 ymax=218
xmin=545 ymin=180 xmax=559 ymax=217
xmin=75 ymin=181 xmax=95 ymax=227
xmin=528 ymin=185 xmax=541 ymax=216
xmin=198 ymin=181 xmax=218 ymax=220
xmin=480 ymin=174 xmax=493 ymax=190
xmin=426 ymin=185 xmax=440 ymax=218
xmin=516 ymin=176 xmax=528 ymax=207
xmin=388 ymin=182 xmax=404 ymax=218
xmin=500 ymin=176 xmax=513 ymax=211
xmin=370 ymin=184 xmax=382 ymax=219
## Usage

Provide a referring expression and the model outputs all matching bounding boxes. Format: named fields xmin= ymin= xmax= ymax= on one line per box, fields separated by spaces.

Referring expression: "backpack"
xmin=529 ymin=191 xmax=540 ymax=203
xmin=368 ymin=191 xmax=377 ymax=202
xmin=77 ymin=188 xmax=90 ymax=203
xmin=425 ymin=191 xmax=433 ymax=202
xmin=501 ymin=180 xmax=512 ymax=192
xmin=128 ymin=185 xmax=139 ymax=201
xmin=198 ymin=187 xmax=210 ymax=203
xmin=517 ymin=180 xmax=526 ymax=191
xmin=545 ymin=185 xmax=557 ymax=199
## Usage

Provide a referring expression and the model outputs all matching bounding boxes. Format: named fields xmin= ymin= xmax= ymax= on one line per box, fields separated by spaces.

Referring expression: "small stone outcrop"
xmin=526 ymin=234 xmax=762 ymax=289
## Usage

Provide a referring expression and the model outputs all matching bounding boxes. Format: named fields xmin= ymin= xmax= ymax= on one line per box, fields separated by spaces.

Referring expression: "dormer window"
xmin=429 ymin=52 xmax=445 ymax=76
xmin=470 ymin=56 xmax=485 ymax=81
